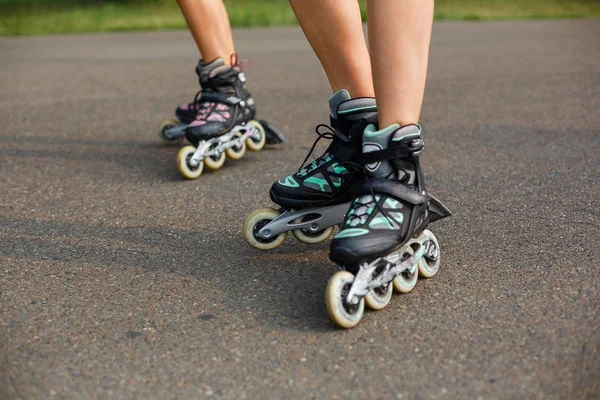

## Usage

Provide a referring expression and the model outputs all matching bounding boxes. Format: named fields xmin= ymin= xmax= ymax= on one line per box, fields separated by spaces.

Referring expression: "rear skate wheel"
xmin=393 ymin=246 xmax=419 ymax=293
xmin=291 ymin=214 xmax=334 ymax=244
xmin=417 ymin=230 xmax=441 ymax=278
xmin=326 ymin=271 xmax=364 ymax=329
xmin=364 ymin=282 xmax=393 ymax=310
xmin=225 ymin=132 xmax=246 ymax=160
xmin=177 ymin=145 xmax=203 ymax=180
xmin=203 ymin=143 xmax=226 ymax=171
xmin=159 ymin=118 xmax=183 ymax=145
xmin=245 ymin=120 xmax=266 ymax=151
xmin=243 ymin=208 xmax=286 ymax=250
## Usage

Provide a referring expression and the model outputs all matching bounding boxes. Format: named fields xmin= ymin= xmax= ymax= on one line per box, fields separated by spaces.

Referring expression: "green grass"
xmin=1 ymin=0 xmax=599 ymax=36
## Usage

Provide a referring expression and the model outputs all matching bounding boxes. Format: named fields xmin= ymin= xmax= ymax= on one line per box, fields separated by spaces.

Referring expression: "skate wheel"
xmin=177 ymin=145 xmax=203 ymax=180
xmin=392 ymin=246 xmax=419 ymax=293
xmin=203 ymin=147 xmax=226 ymax=171
xmin=325 ymin=271 xmax=364 ymax=329
xmin=291 ymin=214 xmax=334 ymax=244
xmin=245 ymin=120 xmax=266 ymax=151
xmin=159 ymin=118 xmax=183 ymax=145
xmin=417 ymin=229 xmax=441 ymax=278
xmin=364 ymin=282 xmax=393 ymax=310
xmin=242 ymin=208 xmax=286 ymax=250
xmin=225 ymin=132 xmax=246 ymax=160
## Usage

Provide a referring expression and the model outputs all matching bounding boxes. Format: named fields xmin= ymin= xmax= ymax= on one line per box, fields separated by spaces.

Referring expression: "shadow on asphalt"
xmin=0 ymin=216 xmax=338 ymax=332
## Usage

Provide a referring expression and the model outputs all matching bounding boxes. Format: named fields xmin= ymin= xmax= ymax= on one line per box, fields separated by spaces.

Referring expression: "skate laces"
xmin=297 ymin=124 xmax=345 ymax=177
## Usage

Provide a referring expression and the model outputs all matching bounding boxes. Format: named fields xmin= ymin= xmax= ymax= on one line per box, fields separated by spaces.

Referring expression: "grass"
xmin=1 ymin=0 xmax=599 ymax=36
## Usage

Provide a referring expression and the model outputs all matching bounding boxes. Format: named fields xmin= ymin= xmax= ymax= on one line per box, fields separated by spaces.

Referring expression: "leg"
xmin=176 ymin=0 xmax=235 ymax=64
xmin=367 ymin=0 xmax=434 ymax=126
xmin=289 ymin=0 xmax=374 ymax=98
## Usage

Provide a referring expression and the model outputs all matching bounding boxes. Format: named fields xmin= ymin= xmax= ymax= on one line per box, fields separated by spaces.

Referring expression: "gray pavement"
xmin=1 ymin=19 xmax=599 ymax=399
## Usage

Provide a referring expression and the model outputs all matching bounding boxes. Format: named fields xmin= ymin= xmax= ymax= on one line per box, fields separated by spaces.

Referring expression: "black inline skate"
xmin=158 ymin=60 xmax=206 ymax=145
xmin=243 ymin=89 xmax=377 ymax=250
xmin=325 ymin=123 xmax=452 ymax=328
xmin=177 ymin=57 xmax=284 ymax=179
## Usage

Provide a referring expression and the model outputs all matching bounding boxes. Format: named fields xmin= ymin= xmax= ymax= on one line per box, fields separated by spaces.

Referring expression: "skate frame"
xmin=345 ymin=232 xmax=437 ymax=306
xmin=188 ymin=123 xmax=263 ymax=167
xmin=256 ymin=202 xmax=350 ymax=240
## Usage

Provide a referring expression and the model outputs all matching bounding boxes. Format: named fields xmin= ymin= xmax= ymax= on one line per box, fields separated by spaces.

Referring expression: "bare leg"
xmin=289 ymin=0 xmax=374 ymax=98
xmin=176 ymin=0 xmax=235 ymax=65
xmin=367 ymin=0 xmax=434 ymax=126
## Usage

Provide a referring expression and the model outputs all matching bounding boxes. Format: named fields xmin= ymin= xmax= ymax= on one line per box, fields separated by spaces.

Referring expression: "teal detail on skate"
xmin=389 ymin=211 xmax=404 ymax=224
xmin=298 ymin=154 xmax=333 ymax=178
xmin=278 ymin=175 xmax=299 ymax=188
xmin=304 ymin=176 xmax=331 ymax=192
xmin=334 ymin=228 xmax=369 ymax=239
xmin=328 ymin=89 xmax=351 ymax=102
xmin=329 ymin=162 xmax=347 ymax=175
xmin=369 ymin=215 xmax=399 ymax=230
xmin=330 ymin=176 xmax=343 ymax=188
xmin=364 ymin=123 xmax=400 ymax=138
xmin=385 ymin=198 xmax=400 ymax=208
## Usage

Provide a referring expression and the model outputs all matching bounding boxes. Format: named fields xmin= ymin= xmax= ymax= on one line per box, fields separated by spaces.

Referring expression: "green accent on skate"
xmin=334 ymin=228 xmax=369 ymax=238
xmin=389 ymin=211 xmax=404 ymax=223
xmin=364 ymin=123 xmax=401 ymax=138
xmin=331 ymin=176 xmax=343 ymax=188
xmin=278 ymin=175 xmax=299 ymax=188
xmin=369 ymin=216 xmax=396 ymax=229
xmin=328 ymin=89 xmax=351 ymax=102
xmin=385 ymin=198 xmax=400 ymax=208
xmin=330 ymin=163 xmax=347 ymax=174
xmin=304 ymin=176 xmax=330 ymax=192
xmin=338 ymin=105 xmax=378 ymax=115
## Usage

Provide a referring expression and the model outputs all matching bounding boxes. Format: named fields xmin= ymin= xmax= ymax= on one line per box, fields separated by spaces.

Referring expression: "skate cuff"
xmin=362 ymin=179 xmax=429 ymax=205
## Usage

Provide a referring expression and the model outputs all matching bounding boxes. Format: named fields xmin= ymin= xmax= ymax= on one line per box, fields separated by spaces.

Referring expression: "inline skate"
xmin=158 ymin=61 xmax=205 ymax=145
xmin=176 ymin=57 xmax=285 ymax=179
xmin=243 ymin=89 xmax=377 ymax=250
xmin=325 ymin=123 xmax=452 ymax=328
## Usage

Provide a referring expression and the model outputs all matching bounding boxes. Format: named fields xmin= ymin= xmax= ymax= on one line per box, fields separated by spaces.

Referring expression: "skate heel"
xmin=428 ymin=194 xmax=452 ymax=222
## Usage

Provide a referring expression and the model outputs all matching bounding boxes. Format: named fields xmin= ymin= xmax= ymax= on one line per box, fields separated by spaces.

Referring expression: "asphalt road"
xmin=1 ymin=19 xmax=599 ymax=400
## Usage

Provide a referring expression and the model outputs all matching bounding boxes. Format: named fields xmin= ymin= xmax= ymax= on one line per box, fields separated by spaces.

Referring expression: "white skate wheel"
xmin=291 ymin=213 xmax=334 ymax=244
xmin=177 ymin=145 xmax=203 ymax=180
xmin=325 ymin=271 xmax=364 ymax=329
xmin=364 ymin=282 xmax=393 ymax=310
xmin=417 ymin=229 xmax=441 ymax=278
xmin=242 ymin=208 xmax=286 ymax=250
xmin=225 ymin=131 xmax=246 ymax=160
xmin=393 ymin=246 xmax=419 ymax=293
xmin=159 ymin=117 xmax=183 ymax=145
xmin=245 ymin=120 xmax=266 ymax=152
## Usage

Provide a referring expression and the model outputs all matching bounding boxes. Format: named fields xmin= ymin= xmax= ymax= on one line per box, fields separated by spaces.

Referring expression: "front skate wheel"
xmin=417 ymin=230 xmax=441 ymax=279
xmin=291 ymin=214 xmax=334 ymax=244
xmin=159 ymin=118 xmax=183 ymax=145
xmin=245 ymin=120 xmax=266 ymax=152
xmin=393 ymin=246 xmax=419 ymax=293
xmin=326 ymin=271 xmax=364 ymax=329
xmin=177 ymin=145 xmax=203 ymax=179
xmin=243 ymin=208 xmax=286 ymax=250
xmin=364 ymin=283 xmax=393 ymax=311
xmin=225 ymin=132 xmax=246 ymax=160
xmin=203 ymin=143 xmax=226 ymax=171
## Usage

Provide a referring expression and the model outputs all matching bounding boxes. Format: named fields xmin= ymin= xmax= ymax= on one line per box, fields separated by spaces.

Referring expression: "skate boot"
xmin=325 ymin=123 xmax=452 ymax=328
xmin=243 ymin=89 xmax=377 ymax=250
xmin=158 ymin=60 xmax=207 ymax=145
xmin=176 ymin=57 xmax=267 ymax=180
